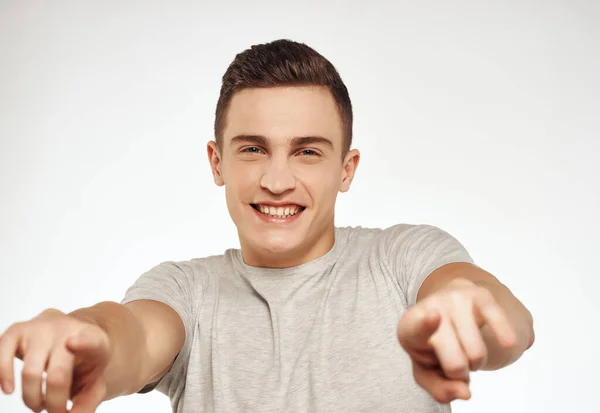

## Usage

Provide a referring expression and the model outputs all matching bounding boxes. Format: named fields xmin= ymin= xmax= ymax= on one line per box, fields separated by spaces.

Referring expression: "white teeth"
xmin=256 ymin=204 xmax=302 ymax=218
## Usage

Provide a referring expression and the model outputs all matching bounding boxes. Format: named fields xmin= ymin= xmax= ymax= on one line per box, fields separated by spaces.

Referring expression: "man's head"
xmin=207 ymin=39 xmax=360 ymax=268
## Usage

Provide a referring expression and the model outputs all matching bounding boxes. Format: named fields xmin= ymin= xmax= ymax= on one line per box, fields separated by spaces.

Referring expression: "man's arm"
xmin=416 ymin=262 xmax=535 ymax=370
xmin=0 ymin=300 xmax=184 ymax=412
xmin=69 ymin=300 xmax=185 ymax=399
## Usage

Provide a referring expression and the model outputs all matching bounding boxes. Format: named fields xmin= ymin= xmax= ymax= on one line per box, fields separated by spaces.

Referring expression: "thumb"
xmin=397 ymin=307 xmax=441 ymax=350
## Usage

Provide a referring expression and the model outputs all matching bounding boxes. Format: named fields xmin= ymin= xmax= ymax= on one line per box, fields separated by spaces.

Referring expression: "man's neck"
xmin=239 ymin=227 xmax=336 ymax=269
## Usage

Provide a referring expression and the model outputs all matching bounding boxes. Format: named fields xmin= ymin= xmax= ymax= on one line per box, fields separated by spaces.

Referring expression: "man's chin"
xmin=244 ymin=233 xmax=306 ymax=266
xmin=259 ymin=234 xmax=300 ymax=255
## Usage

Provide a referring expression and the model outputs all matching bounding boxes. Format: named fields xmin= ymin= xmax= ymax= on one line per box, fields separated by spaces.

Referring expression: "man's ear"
xmin=339 ymin=148 xmax=360 ymax=193
xmin=207 ymin=141 xmax=225 ymax=186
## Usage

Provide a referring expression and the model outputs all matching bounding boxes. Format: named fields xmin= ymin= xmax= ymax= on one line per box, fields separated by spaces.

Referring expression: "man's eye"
xmin=299 ymin=149 xmax=318 ymax=156
xmin=242 ymin=146 xmax=262 ymax=154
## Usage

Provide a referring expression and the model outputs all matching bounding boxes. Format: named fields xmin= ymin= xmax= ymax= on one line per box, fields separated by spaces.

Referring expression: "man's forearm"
xmin=475 ymin=280 xmax=535 ymax=370
xmin=69 ymin=301 xmax=151 ymax=399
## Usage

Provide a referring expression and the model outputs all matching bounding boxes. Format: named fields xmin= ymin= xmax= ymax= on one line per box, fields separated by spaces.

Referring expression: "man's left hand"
xmin=396 ymin=278 xmax=517 ymax=404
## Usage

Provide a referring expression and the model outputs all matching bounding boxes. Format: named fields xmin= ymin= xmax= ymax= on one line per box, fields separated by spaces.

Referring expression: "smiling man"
xmin=208 ymin=83 xmax=354 ymax=269
xmin=0 ymin=39 xmax=534 ymax=413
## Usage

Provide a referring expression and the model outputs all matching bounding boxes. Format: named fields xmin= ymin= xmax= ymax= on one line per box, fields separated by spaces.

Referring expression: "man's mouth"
xmin=251 ymin=204 xmax=306 ymax=219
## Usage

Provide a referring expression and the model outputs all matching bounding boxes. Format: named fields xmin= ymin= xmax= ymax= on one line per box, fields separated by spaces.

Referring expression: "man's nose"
xmin=260 ymin=157 xmax=296 ymax=195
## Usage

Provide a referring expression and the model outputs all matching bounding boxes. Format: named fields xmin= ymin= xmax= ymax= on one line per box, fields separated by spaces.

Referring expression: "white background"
xmin=1 ymin=1 xmax=598 ymax=412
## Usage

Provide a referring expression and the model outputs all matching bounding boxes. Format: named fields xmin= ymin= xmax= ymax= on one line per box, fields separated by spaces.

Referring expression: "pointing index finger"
xmin=397 ymin=307 xmax=441 ymax=350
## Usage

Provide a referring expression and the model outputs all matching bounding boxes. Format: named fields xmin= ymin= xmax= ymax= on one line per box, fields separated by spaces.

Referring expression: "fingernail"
xmin=2 ymin=380 xmax=13 ymax=394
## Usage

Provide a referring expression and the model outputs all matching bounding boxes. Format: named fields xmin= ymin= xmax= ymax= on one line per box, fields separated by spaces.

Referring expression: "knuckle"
xmin=40 ymin=308 xmax=64 ymax=318
xmin=37 ymin=323 xmax=55 ymax=336
xmin=448 ymin=277 xmax=472 ymax=290
xmin=484 ymin=305 xmax=504 ymax=322
xmin=427 ymin=294 xmax=443 ymax=308
xmin=444 ymin=362 xmax=468 ymax=379
xmin=21 ymin=366 xmax=42 ymax=381
xmin=468 ymin=352 xmax=486 ymax=369
xmin=471 ymin=346 xmax=487 ymax=361
xmin=477 ymin=286 xmax=494 ymax=301
xmin=0 ymin=323 xmax=22 ymax=341
xmin=449 ymin=288 xmax=464 ymax=298
xmin=36 ymin=310 xmax=69 ymax=331
xmin=47 ymin=366 xmax=70 ymax=388
xmin=6 ymin=322 xmax=23 ymax=333
xmin=449 ymin=290 xmax=466 ymax=305
xmin=14 ymin=320 xmax=28 ymax=331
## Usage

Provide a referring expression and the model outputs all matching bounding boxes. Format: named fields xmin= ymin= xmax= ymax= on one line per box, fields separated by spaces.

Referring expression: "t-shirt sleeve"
xmin=381 ymin=224 xmax=475 ymax=307
xmin=120 ymin=261 xmax=198 ymax=394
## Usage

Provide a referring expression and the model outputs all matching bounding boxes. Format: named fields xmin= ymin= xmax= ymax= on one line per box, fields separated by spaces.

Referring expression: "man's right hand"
xmin=0 ymin=308 xmax=111 ymax=413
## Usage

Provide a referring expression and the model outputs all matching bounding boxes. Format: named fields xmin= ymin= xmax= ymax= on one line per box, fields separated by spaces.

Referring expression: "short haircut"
xmin=214 ymin=39 xmax=353 ymax=155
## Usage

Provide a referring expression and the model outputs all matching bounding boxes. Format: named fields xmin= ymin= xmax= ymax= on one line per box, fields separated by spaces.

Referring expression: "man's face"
xmin=207 ymin=86 xmax=359 ymax=268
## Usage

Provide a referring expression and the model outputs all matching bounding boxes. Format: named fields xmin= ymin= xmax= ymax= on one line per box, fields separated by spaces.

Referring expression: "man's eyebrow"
xmin=291 ymin=136 xmax=334 ymax=149
xmin=229 ymin=135 xmax=269 ymax=146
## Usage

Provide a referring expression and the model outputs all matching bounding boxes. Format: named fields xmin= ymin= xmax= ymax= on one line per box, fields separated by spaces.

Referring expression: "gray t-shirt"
xmin=121 ymin=224 xmax=473 ymax=413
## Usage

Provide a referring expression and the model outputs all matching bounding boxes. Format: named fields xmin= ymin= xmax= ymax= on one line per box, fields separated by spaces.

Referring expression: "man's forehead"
xmin=223 ymin=86 xmax=343 ymax=145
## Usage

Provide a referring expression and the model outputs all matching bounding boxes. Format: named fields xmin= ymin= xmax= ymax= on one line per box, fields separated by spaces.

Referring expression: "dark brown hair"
xmin=214 ymin=39 xmax=353 ymax=155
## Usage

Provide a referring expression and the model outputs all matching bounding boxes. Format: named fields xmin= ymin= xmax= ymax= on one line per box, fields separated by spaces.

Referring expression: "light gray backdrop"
xmin=1 ymin=1 xmax=598 ymax=412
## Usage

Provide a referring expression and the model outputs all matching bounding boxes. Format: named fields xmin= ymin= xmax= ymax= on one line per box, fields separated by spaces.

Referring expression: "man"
xmin=0 ymin=39 xmax=534 ymax=413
